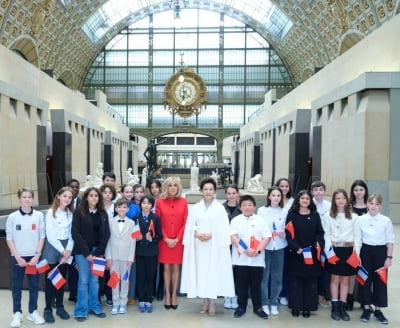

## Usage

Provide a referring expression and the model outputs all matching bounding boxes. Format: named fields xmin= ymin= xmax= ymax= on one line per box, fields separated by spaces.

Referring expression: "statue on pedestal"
xmin=190 ymin=162 xmax=199 ymax=192
xmin=246 ymin=174 xmax=264 ymax=193
xmin=143 ymin=138 xmax=167 ymax=174
xmin=126 ymin=168 xmax=139 ymax=186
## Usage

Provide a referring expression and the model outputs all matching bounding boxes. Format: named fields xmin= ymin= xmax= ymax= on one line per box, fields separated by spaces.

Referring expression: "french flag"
xmin=47 ymin=268 xmax=66 ymax=290
xmin=36 ymin=259 xmax=50 ymax=274
xmin=272 ymin=222 xmax=278 ymax=239
xmin=122 ymin=269 xmax=129 ymax=281
xmin=356 ymin=266 xmax=368 ymax=286
xmin=91 ymin=257 xmax=107 ymax=277
xmin=131 ymin=223 xmax=142 ymax=239
xmin=303 ymin=246 xmax=313 ymax=265
xmin=326 ymin=246 xmax=340 ymax=264
xmin=237 ymin=239 xmax=248 ymax=256
xmin=320 ymin=251 xmax=326 ymax=267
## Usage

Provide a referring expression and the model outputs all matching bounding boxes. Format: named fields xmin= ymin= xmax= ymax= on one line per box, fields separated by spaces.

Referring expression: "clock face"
xmin=173 ymin=80 xmax=198 ymax=105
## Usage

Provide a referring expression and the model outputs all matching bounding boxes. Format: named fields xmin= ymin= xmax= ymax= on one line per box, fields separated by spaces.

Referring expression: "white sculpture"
xmin=210 ymin=170 xmax=218 ymax=183
xmin=126 ymin=168 xmax=139 ymax=186
xmin=141 ymin=167 xmax=148 ymax=187
xmin=190 ymin=162 xmax=199 ymax=192
xmin=80 ymin=175 xmax=94 ymax=192
xmin=246 ymin=174 xmax=264 ymax=193
xmin=93 ymin=162 xmax=104 ymax=187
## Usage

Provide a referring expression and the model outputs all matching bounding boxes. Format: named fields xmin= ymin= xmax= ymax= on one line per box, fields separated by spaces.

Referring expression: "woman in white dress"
xmin=181 ymin=177 xmax=235 ymax=315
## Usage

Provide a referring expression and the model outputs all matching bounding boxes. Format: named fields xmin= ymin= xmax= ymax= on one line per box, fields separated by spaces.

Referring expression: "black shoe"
xmin=360 ymin=308 xmax=372 ymax=322
xmin=105 ymin=299 xmax=113 ymax=307
xmin=164 ymin=304 xmax=171 ymax=310
xmin=331 ymin=301 xmax=341 ymax=321
xmin=291 ymin=310 xmax=300 ymax=317
xmin=44 ymin=309 xmax=55 ymax=323
xmin=302 ymin=310 xmax=310 ymax=318
xmin=171 ymin=304 xmax=178 ymax=310
xmin=374 ymin=310 xmax=388 ymax=324
xmin=75 ymin=317 xmax=86 ymax=322
xmin=346 ymin=294 xmax=354 ymax=311
xmin=68 ymin=296 xmax=77 ymax=303
xmin=340 ymin=301 xmax=350 ymax=321
xmin=89 ymin=310 xmax=106 ymax=318
xmin=253 ymin=308 xmax=268 ymax=319
xmin=56 ymin=306 xmax=70 ymax=320
xmin=234 ymin=308 xmax=246 ymax=318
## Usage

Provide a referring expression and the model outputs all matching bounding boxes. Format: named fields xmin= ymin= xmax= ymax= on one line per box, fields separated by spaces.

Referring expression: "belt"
xmin=332 ymin=242 xmax=354 ymax=247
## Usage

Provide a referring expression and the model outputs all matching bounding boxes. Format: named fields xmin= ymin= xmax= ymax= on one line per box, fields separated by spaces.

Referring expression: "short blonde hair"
xmin=161 ymin=176 xmax=183 ymax=198
xmin=17 ymin=187 xmax=34 ymax=198
xmin=367 ymin=193 xmax=383 ymax=204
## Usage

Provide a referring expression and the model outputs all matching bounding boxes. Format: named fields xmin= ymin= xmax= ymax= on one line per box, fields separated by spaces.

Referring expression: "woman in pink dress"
xmin=155 ymin=177 xmax=188 ymax=310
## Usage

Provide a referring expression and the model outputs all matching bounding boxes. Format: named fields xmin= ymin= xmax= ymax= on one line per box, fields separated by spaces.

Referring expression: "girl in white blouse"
xmin=42 ymin=187 xmax=74 ymax=323
xmin=322 ymin=189 xmax=358 ymax=321
xmin=354 ymin=194 xmax=394 ymax=324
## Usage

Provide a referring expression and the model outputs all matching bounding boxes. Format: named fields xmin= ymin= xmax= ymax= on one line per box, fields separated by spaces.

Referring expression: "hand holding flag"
xmin=375 ymin=267 xmax=387 ymax=285
xmin=285 ymin=221 xmax=295 ymax=239
xmin=91 ymin=257 xmax=107 ymax=277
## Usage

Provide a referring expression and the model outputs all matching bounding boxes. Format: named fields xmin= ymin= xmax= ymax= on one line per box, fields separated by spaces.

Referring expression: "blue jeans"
xmin=128 ymin=262 xmax=136 ymax=298
xmin=74 ymin=255 xmax=103 ymax=317
xmin=11 ymin=256 xmax=39 ymax=314
xmin=261 ymin=248 xmax=285 ymax=306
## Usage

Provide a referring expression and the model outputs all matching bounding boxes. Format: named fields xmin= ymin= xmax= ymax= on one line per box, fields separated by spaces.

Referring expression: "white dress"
xmin=181 ymin=198 xmax=235 ymax=299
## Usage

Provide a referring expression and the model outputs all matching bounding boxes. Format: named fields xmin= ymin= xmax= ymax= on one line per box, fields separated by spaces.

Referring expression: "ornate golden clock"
xmin=164 ymin=66 xmax=207 ymax=118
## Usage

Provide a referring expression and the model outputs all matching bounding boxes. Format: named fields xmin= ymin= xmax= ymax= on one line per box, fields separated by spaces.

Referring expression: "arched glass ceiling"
xmin=81 ymin=0 xmax=292 ymax=43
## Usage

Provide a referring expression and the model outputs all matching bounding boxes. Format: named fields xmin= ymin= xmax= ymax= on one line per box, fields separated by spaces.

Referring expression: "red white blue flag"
xmin=47 ymin=268 xmax=66 ymax=290
xmin=326 ymin=246 xmax=340 ymax=264
xmin=91 ymin=257 xmax=107 ymax=277
xmin=356 ymin=266 xmax=368 ymax=285
xmin=131 ymin=223 xmax=142 ymax=239
xmin=303 ymin=246 xmax=313 ymax=265
xmin=237 ymin=239 xmax=248 ymax=256
xmin=36 ymin=259 xmax=50 ymax=274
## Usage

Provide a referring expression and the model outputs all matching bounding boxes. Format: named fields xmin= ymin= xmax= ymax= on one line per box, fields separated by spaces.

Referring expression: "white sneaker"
xmin=279 ymin=297 xmax=288 ymax=306
xmin=224 ymin=297 xmax=232 ymax=309
xmin=231 ymin=296 xmax=238 ymax=309
xmin=111 ymin=306 xmax=119 ymax=315
xmin=10 ymin=312 xmax=22 ymax=328
xmin=262 ymin=305 xmax=270 ymax=315
xmin=27 ymin=310 xmax=45 ymax=325
xmin=271 ymin=305 xmax=279 ymax=315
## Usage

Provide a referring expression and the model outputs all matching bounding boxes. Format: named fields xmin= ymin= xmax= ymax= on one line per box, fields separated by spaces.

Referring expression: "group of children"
xmin=5 ymin=175 xmax=395 ymax=326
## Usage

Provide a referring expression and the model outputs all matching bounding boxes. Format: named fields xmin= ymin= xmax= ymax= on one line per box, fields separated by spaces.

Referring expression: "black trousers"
xmin=136 ymin=255 xmax=158 ymax=303
xmin=359 ymin=244 xmax=388 ymax=307
xmin=45 ymin=263 xmax=68 ymax=309
xmin=234 ymin=265 xmax=263 ymax=311
xmin=288 ymin=274 xmax=318 ymax=311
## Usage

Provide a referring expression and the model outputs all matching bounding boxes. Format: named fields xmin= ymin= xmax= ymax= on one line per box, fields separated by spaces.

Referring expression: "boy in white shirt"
xmin=230 ymin=195 xmax=271 ymax=319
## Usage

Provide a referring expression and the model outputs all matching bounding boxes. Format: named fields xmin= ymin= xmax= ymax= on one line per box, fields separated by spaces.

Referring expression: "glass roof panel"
xmin=82 ymin=0 xmax=292 ymax=42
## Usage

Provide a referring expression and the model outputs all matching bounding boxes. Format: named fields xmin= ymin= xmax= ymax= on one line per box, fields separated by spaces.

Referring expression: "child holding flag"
xmin=354 ymin=193 xmax=394 ymax=324
xmin=105 ymin=198 xmax=137 ymax=315
xmin=257 ymin=186 xmax=288 ymax=316
xmin=6 ymin=188 xmax=46 ymax=327
xmin=42 ymin=187 xmax=75 ymax=323
xmin=71 ymin=187 xmax=110 ymax=322
xmin=134 ymin=195 xmax=162 ymax=313
xmin=285 ymin=190 xmax=324 ymax=318
xmin=322 ymin=189 xmax=359 ymax=321
xmin=230 ymin=195 xmax=271 ymax=319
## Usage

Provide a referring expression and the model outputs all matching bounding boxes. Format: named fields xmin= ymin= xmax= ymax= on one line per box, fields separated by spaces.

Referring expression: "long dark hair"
xmin=79 ymin=187 xmax=104 ymax=216
xmin=275 ymin=178 xmax=293 ymax=199
xmin=349 ymin=179 xmax=369 ymax=205
xmin=289 ymin=190 xmax=316 ymax=213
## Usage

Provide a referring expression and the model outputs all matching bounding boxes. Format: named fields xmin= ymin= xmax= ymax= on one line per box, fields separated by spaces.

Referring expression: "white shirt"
xmin=322 ymin=212 xmax=359 ymax=252
xmin=314 ymin=198 xmax=331 ymax=217
xmin=354 ymin=212 xmax=395 ymax=254
xmin=283 ymin=197 xmax=294 ymax=210
xmin=257 ymin=206 xmax=288 ymax=251
xmin=104 ymin=203 xmax=115 ymax=220
xmin=45 ymin=208 xmax=74 ymax=253
xmin=230 ymin=213 xmax=271 ymax=267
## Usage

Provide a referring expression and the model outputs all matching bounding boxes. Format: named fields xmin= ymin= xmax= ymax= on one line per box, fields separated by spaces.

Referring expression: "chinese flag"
xmin=375 ymin=267 xmax=387 ymax=285
xmin=285 ymin=221 xmax=295 ymax=239
xmin=25 ymin=264 xmax=37 ymax=275
xmin=250 ymin=236 xmax=261 ymax=249
xmin=346 ymin=250 xmax=359 ymax=268
xmin=107 ymin=271 xmax=120 ymax=289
